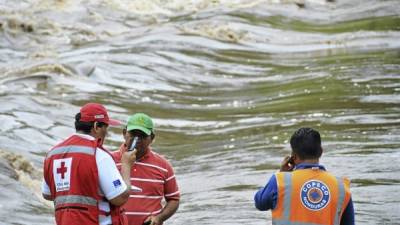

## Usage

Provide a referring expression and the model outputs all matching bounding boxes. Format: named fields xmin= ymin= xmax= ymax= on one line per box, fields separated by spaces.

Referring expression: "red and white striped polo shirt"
xmin=112 ymin=144 xmax=180 ymax=225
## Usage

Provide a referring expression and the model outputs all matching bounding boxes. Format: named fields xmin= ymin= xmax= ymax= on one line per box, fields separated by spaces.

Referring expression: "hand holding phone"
xmin=129 ymin=136 xmax=139 ymax=151
xmin=280 ymin=155 xmax=295 ymax=172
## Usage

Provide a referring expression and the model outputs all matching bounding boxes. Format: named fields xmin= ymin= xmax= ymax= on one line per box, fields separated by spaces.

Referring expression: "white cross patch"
xmin=53 ymin=158 xmax=72 ymax=192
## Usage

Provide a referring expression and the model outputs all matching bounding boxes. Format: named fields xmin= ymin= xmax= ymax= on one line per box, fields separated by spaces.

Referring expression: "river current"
xmin=0 ymin=0 xmax=399 ymax=224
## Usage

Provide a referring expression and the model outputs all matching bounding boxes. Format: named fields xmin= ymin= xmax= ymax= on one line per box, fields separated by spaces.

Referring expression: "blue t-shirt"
xmin=254 ymin=163 xmax=355 ymax=225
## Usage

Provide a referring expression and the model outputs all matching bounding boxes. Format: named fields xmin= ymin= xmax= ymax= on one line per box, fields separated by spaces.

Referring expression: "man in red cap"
xmin=42 ymin=103 xmax=137 ymax=225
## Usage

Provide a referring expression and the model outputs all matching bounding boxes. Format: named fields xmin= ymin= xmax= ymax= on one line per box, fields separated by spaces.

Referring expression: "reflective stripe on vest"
xmin=47 ymin=145 xmax=95 ymax=158
xmin=273 ymin=173 xmax=346 ymax=225
xmin=54 ymin=195 xmax=97 ymax=207
xmin=283 ymin=172 xmax=292 ymax=221
xmin=333 ymin=177 xmax=345 ymax=225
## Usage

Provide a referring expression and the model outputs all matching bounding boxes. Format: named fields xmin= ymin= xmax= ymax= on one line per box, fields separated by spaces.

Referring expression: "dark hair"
xmin=75 ymin=113 xmax=107 ymax=134
xmin=290 ymin=127 xmax=322 ymax=160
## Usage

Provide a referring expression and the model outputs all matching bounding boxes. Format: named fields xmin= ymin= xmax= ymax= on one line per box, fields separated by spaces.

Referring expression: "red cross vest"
xmin=43 ymin=134 xmax=127 ymax=225
xmin=272 ymin=169 xmax=351 ymax=225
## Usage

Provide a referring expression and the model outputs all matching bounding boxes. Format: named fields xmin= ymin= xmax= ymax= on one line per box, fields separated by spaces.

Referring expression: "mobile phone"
xmin=142 ymin=221 xmax=151 ymax=225
xmin=129 ymin=136 xmax=139 ymax=151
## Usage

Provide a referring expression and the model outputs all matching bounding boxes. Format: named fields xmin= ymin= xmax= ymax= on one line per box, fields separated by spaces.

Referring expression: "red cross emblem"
xmin=57 ymin=161 xmax=68 ymax=179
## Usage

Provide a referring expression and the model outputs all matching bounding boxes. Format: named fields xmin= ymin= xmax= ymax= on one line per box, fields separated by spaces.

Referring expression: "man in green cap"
xmin=112 ymin=113 xmax=180 ymax=225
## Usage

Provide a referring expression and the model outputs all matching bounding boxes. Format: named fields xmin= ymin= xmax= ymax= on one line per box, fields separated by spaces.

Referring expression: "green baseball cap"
xmin=126 ymin=113 xmax=154 ymax=135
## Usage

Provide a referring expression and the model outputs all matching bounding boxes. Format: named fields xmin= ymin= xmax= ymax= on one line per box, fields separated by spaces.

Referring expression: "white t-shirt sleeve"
xmin=41 ymin=179 xmax=51 ymax=195
xmin=96 ymin=149 xmax=127 ymax=200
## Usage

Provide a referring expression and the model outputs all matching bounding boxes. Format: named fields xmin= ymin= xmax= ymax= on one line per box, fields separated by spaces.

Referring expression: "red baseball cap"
xmin=79 ymin=103 xmax=121 ymax=126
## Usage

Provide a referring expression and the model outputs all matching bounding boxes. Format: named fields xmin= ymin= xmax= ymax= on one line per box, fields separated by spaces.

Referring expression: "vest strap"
xmin=333 ymin=178 xmax=345 ymax=225
xmin=54 ymin=195 xmax=97 ymax=207
xmin=282 ymin=172 xmax=292 ymax=221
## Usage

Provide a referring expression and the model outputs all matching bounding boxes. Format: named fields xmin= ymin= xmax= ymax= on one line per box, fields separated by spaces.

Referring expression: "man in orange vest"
xmin=254 ymin=127 xmax=355 ymax=225
xmin=42 ymin=103 xmax=137 ymax=225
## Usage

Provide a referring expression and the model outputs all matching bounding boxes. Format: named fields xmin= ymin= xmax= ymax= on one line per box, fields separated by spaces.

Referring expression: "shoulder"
xmin=269 ymin=173 xmax=278 ymax=184
xmin=151 ymin=150 xmax=174 ymax=168
xmin=341 ymin=176 xmax=352 ymax=195
xmin=342 ymin=176 xmax=350 ymax=185
xmin=136 ymin=150 xmax=174 ymax=174
xmin=48 ymin=135 xmax=74 ymax=152
xmin=273 ymin=171 xmax=286 ymax=180
xmin=96 ymin=147 xmax=115 ymax=163
xmin=151 ymin=150 xmax=168 ymax=161
xmin=96 ymin=148 xmax=121 ymax=178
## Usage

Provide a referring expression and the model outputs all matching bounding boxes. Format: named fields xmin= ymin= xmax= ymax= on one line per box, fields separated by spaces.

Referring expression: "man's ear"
xmin=122 ymin=128 xmax=127 ymax=136
xmin=90 ymin=122 xmax=100 ymax=138
xmin=92 ymin=122 xmax=98 ymax=133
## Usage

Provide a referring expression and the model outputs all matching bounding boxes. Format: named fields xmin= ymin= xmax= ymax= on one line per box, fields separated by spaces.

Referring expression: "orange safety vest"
xmin=43 ymin=134 xmax=127 ymax=225
xmin=272 ymin=168 xmax=351 ymax=225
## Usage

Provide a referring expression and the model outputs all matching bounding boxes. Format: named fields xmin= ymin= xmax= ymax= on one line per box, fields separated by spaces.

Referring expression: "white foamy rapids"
xmin=0 ymin=149 xmax=54 ymax=215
